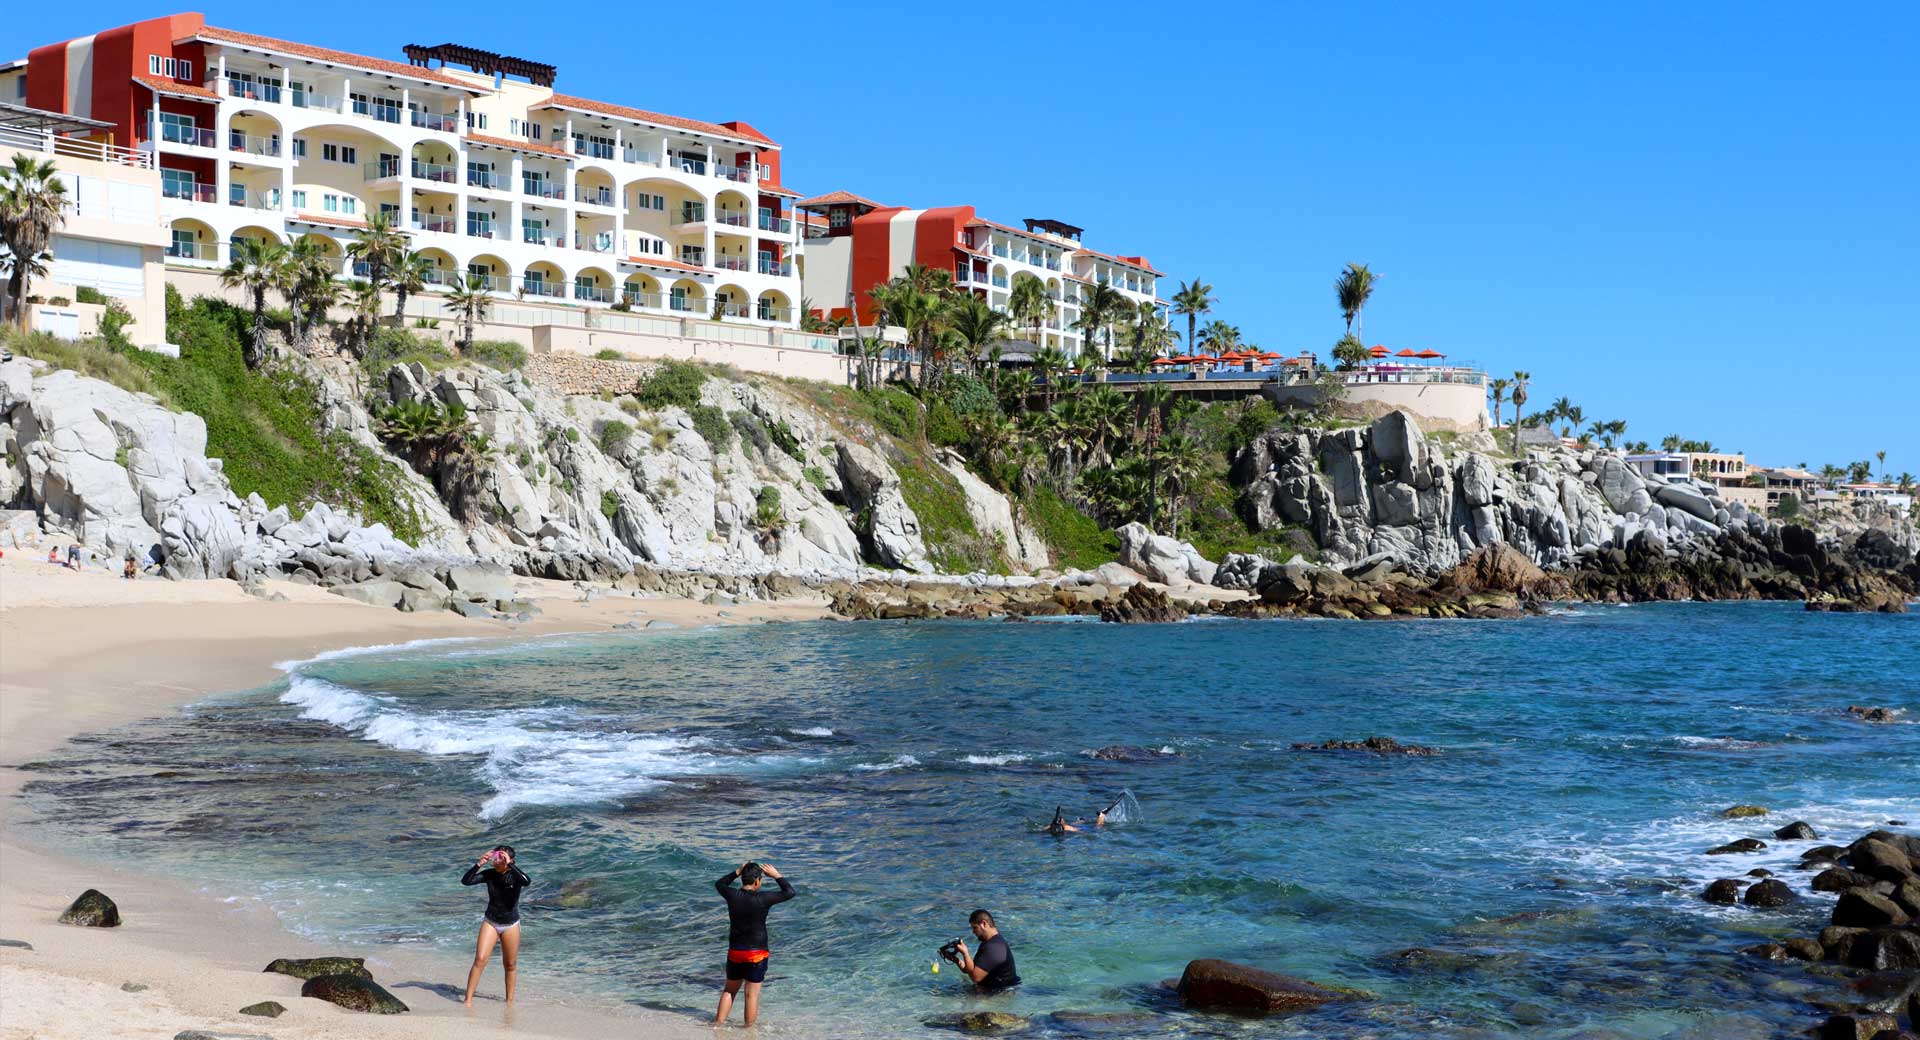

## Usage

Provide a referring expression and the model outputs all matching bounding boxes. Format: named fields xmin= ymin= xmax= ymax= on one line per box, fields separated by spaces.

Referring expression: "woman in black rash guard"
xmin=460 ymin=845 xmax=530 ymax=1006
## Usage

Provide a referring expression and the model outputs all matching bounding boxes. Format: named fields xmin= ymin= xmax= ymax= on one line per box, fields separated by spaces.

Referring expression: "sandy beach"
xmin=0 ymin=554 xmax=829 ymax=1039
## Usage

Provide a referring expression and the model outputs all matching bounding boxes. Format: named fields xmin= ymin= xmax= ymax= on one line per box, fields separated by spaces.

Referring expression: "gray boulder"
xmin=836 ymin=441 xmax=931 ymax=573
xmin=445 ymin=562 xmax=516 ymax=602
xmin=1655 ymin=483 xmax=1717 ymax=522
xmin=328 ymin=580 xmax=408 ymax=609
xmin=1116 ymin=522 xmax=1217 ymax=585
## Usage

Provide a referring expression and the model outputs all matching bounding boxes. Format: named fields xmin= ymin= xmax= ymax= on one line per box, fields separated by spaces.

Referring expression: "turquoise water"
xmin=22 ymin=603 xmax=1920 ymax=1038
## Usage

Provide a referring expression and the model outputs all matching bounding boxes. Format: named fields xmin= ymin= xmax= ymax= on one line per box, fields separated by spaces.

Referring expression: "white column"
xmin=280 ymin=161 xmax=293 ymax=216
xmin=216 ymin=54 xmax=226 ymax=88
xmin=400 ymin=87 xmax=411 ymax=132
xmin=280 ymin=66 xmax=290 ymax=98
xmin=340 ymin=77 xmax=351 ymax=115
xmin=660 ymin=135 xmax=669 ymax=169
xmin=613 ymin=128 xmax=623 ymax=162
xmin=456 ymin=190 xmax=468 ymax=239
xmin=458 ymin=96 xmax=468 ymax=130
xmin=508 ymin=155 xmax=524 ymax=249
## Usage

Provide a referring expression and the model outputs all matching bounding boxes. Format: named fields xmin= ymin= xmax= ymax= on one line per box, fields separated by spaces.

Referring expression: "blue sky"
xmin=10 ymin=3 xmax=1916 ymax=472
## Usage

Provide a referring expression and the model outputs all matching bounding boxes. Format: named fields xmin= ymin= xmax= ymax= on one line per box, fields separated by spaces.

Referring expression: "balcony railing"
xmin=757 ymin=211 xmax=792 ymax=234
xmin=991 ymin=245 xmax=1009 ymax=258
xmin=572 ymin=139 xmax=615 ymax=161
xmin=576 ymin=235 xmax=614 ymax=254
xmin=412 ymin=159 xmax=458 ymax=184
xmin=991 ymin=276 xmax=1009 ymax=288
xmin=0 ymin=123 xmax=152 ymax=168
xmin=714 ymin=255 xmax=750 ymax=272
xmin=226 ymin=131 xmax=280 ymax=157
xmin=226 ymin=78 xmax=279 ymax=103
xmin=672 ymin=205 xmax=707 ymax=225
xmin=675 ymin=157 xmax=707 ymax=176
xmin=523 ymin=178 xmax=566 ymax=200
xmin=714 ymin=163 xmax=751 ymax=183
xmin=679 ymin=248 xmax=706 ymax=266
xmin=520 ymin=278 xmax=565 ymax=299
xmin=756 ymin=305 xmax=793 ymax=323
xmin=467 ymin=169 xmax=503 ymax=189
xmin=158 ymin=123 xmax=216 ymax=148
xmin=575 ymin=283 xmax=612 ymax=303
xmin=466 ymin=272 xmax=512 ymax=292
xmin=757 ymin=257 xmax=792 ymax=277
xmin=291 ymin=89 xmax=341 ymax=111
xmin=228 ymin=187 xmax=279 ymax=210
xmin=351 ymin=98 xmax=403 ymax=124
xmin=162 ymin=180 xmax=217 ymax=203
xmin=466 ymin=221 xmax=502 ymax=239
xmin=622 ymin=289 xmax=663 ymax=309
xmin=422 ymin=268 xmax=462 ymax=288
xmin=411 ymin=109 xmax=460 ymax=132
xmin=576 ymin=186 xmax=615 ymax=206
xmin=715 ymin=210 xmax=751 ymax=228
xmin=166 ymin=240 xmax=214 ymax=260
xmin=622 ymin=147 xmax=657 ymax=165
xmin=412 ymin=215 xmax=456 ymax=234
xmin=364 ymin=158 xmax=402 ymax=180
xmin=522 ymin=228 xmax=552 ymax=245
xmin=669 ymin=295 xmax=699 ymax=313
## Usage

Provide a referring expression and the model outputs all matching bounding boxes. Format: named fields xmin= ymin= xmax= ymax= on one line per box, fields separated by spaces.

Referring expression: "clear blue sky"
xmin=10 ymin=3 xmax=1916 ymax=472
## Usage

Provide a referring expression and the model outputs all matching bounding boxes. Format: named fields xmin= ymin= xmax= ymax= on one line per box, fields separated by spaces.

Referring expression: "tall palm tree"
xmin=949 ymin=296 xmax=1011 ymax=366
xmin=1561 ymin=405 xmax=1585 ymax=439
xmin=278 ymin=236 xmax=338 ymax=353
xmin=1131 ymin=300 xmax=1176 ymax=355
xmin=221 ymin=238 xmax=285 ymax=366
xmin=1488 ymin=378 xmax=1511 ymax=431
xmin=444 ymin=274 xmax=494 ymax=353
xmin=1604 ymin=419 xmax=1627 ymax=449
xmin=1171 ymin=278 xmax=1215 ymax=353
xmin=1661 ymin=433 xmax=1682 ymax=452
xmin=1008 ymin=273 xmax=1049 ymax=347
xmin=1076 ymin=281 xmax=1127 ymax=359
xmin=388 ymin=249 xmax=433 ymax=320
xmin=1875 ymin=450 xmax=1887 ymax=482
xmin=1197 ymin=320 xmax=1242 ymax=352
xmin=344 ymin=278 xmax=382 ymax=357
xmin=0 ymin=153 xmax=68 ymax=329
xmin=1509 ymin=371 xmax=1530 ymax=453
xmin=1032 ymin=345 xmax=1070 ymax=408
xmin=1334 ymin=263 xmax=1377 ymax=338
xmin=1897 ymin=472 xmax=1914 ymax=494
xmin=345 ymin=209 xmax=405 ymax=291
xmin=1583 ymin=420 xmax=1606 ymax=447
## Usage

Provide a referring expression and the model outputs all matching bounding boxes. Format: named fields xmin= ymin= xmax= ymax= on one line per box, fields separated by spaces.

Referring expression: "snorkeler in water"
xmin=1039 ymin=803 xmax=1112 ymax=836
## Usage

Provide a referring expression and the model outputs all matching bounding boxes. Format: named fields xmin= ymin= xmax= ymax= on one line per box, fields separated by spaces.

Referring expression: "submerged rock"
xmin=1833 ymin=890 xmax=1910 ymax=928
xmin=1743 ymin=879 xmax=1796 ymax=907
xmin=1702 ymin=879 xmax=1744 ymax=905
xmin=1707 ymin=838 xmax=1768 ymax=855
xmin=300 ymin=973 xmax=408 ymax=1014
xmin=263 ymin=956 xmax=372 ymax=980
xmin=1774 ymin=821 xmax=1820 ymax=840
xmin=1086 ymin=745 xmax=1180 ymax=762
xmin=1816 ymin=1013 xmax=1898 ymax=1040
xmin=1290 ymin=737 xmax=1438 ymax=755
xmin=1096 ymin=583 xmax=1188 ymax=624
xmin=1175 ymin=958 xmax=1348 ymax=1014
xmin=1720 ymin=805 xmax=1769 ymax=819
xmin=58 ymin=889 xmax=120 ymax=927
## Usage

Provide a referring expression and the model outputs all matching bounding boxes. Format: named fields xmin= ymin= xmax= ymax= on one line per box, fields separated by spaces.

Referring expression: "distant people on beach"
xmin=65 ymin=544 xmax=79 ymax=569
xmin=713 ymin=861 xmax=795 ymax=1027
xmin=47 ymin=546 xmax=60 ymax=567
xmin=946 ymin=910 xmax=1020 ymax=992
xmin=123 ymin=556 xmax=137 ymax=580
xmin=460 ymin=845 xmax=530 ymax=1006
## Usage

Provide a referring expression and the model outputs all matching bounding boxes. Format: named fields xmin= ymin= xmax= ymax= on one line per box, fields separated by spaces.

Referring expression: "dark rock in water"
xmin=1739 ymin=942 xmax=1791 ymax=961
xmin=239 ymin=1001 xmax=286 ymax=1018
xmin=58 ymin=889 xmax=120 ymax=927
xmin=1851 ymin=839 xmax=1916 ymax=882
xmin=1895 ymin=879 xmax=1920 ymax=917
xmin=956 ymin=1012 xmax=1028 ymax=1033
xmin=1847 ymin=928 xmax=1920 ymax=972
xmin=1821 ymin=926 xmax=1868 ymax=962
xmin=1744 ymin=879 xmax=1797 ymax=907
xmin=1784 ymin=937 xmax=1825 ymax=961
xmin=1775 ymin=821 xmax=1820 ymax=840
xmin=1806 ymin=844 xmax=1850 ymax=861
xmin=300 ymin=973 xmax=408 ymax=1014
xmin=1747 ymin=868 xmax=1775 ymax=878
xmin=1816 ymin=867 xmax=1867 ymax=892
xmin=1707 ymin=838 xmax=1767 ymax=855
xmin=558 ymin=879 xmax=599 ymax=909
xmin=1702 ymin=879 xmax=1744 ymax=904
xmin=1045 ymin=1011 xmax=1163 ymax=1033
xmin=1290 ymin=736 xmax=1438 ymax=756
xmin=120 ymin=982 xmax=149 ymax=992
xmin=1384 ymin=947 xmax=1524 ymax=975
xmin=1087 ymin=745 xmax=1179 ymax=762
xmin=1721 ymin=805 xmax=1769 ymax=819
xmin=1175 ymin=958 xmax=1349 ymax=1014
xmin=1835 ymin=890 xmax=1913 ymax=928
xmin=1817 ymin=1013 xmax=1898 ymax=1040
xmin=1846 ymin=706 xmax=1902 ymax=723
xmin=1097 ymin=584 xmax=1188 ymax=624
xmin=0 ymin=939 xmax=33 ymax=950
xmin=264 ymin=956 xmax=372 ymax=980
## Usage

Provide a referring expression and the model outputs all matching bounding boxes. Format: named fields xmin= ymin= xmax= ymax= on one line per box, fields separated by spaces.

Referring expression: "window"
xmin=323 ymin=194 xmax=339 ymax=213
xmin=322 ymin=143 xmax=338 ymax=162
xmin=291 ymin=190 xmax=306 ymax=210
xmin=829 ymin=208 xmax=850 ymax=229
xmin=170 ymin=228 xmax=196 ymax=258
xmin=634 ymin=192 xmax=664 ymax=211
xmin=529 ymin=124 xmax=542 ymax=140
xmin=466 ymin=111 xmax=488 ymax=130
xmin=341 ymin=145 xmax=357 ymax=165
xmin=292 ymin=137 xmax=307 ymax=158
xmin=179 ymin=60 xmax=192 ymax=81
xmin=146 ymin=55 xmax=192 ymax=80
xmin=161 ymin=168 xmax=195 ymax=192
xmin=341 ymin=196 xmax=357 ymax=216
xmin=379 ymin=202 xmax=399 ymax=218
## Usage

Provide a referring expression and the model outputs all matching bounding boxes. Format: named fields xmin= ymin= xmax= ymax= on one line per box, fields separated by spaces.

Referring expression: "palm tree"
xmin=1561 ymin=405 xmax=1585 ymax=439
xmin=1033 ymin=345 xmax=1070 ymax=408
xmin=1008 ymin=273 xmax=1050 ymax=347
xmin=1546 ymin=396 xmax=1573 ymax=432
xmin=345 ymin=209 xmax=405 ymax=291
xmin=1171 ymin=278 xmax=1215 ymax=352
xmin=1131 ymin=300 xmax=1176 ymax=355
xmin=1661 ymin=433 xmax=1682 ymax=452
xmin=1488 ymin=378 xmax=1511 ymax=431
xmin=1334 ymin=263 xmax=1377 ymax=338
xmin=1897 ymin=472 xmax=1914 ymax=494
xmin=1158 ymin=433 xmax=1206 ymax=537
xmin=1197 ymin=320 xmax=1242 ymax=353
xmin=344 ymin=278 xmax=382 ymax=357
xmin=1509 ymin=371 xmax=1531 ymax=453
xmin=1583 ymin=420 xmax=1606 ymax=447
xmin=1332 ymin=333 xmax=1369 ymax=370
xmin=444 ymin=273 xmax=493 ymax=353
xmin=949 ymin=296 xmax=1011 ymax=366
xmin=1604 ymin=419 xmax=1627 ymax=449
xmin=388 ymin=249 xmax=433 ymax=320
xmin=1076 ymin=281 xmax=1127 ymax=359
xmin=221 ymin=238 xmax=284 ymax=367
xmin=278 ymin=236 xmax=338 ymax=353
xmin=1875 ymin=450 xmax=1887 ymax=482
xmin=0 ymin=153 xmax=68 ymax=329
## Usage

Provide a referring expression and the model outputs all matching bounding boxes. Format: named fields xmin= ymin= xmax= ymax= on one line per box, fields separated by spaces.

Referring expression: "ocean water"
xmin=21 ymin=603 xmax=1920 ymax=1038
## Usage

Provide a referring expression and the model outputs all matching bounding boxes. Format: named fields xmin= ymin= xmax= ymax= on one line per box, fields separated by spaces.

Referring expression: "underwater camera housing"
xmin=938 ymin=938 xmax=966 ymax=964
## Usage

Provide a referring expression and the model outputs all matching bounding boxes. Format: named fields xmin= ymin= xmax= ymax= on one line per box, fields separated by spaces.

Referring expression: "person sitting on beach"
xmin=122 ymin=556 xmax=137 ymax=580
xmin=47 ymin=546 xmax=61 ymax=567
xmin=460 ymin=845 xmax=530 ymax=1006
xmin=713 ymin=860 xmax=795 ymax=1028
xmin=949 ymin=910 xmax=1021 ymax=992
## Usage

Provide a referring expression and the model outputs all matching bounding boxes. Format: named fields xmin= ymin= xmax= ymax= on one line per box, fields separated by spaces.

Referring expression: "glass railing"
xmin=715 ymin=210 xmax=750 ymax=228
xmin=715 ymin=255 xmax=750 ymax=272
xmin=714 ymin=163 xmax=750 ymax=183
xmin=412 ymin=215 xmax=456 ymax=234
xmin=522 ymin=228 xmax=551 ymax=245
xmin=991 ymin=245 xmax=1008 ymax=258
xmin=576 ymin=236 xmax=614 ymax=254
xmin=226 ymin=132 xmax=279 ymax=156
xmin=225 ymin=78 xmax=282 ymax=103
xmin=228 ymin=188 xmax=279 ymax=210
xmin=291 ymin=90 xmax=340 ymax=111
xmin=669 ymin=295 xmax=698 ymax=312
xmin=521 ymin=278 xmax=564 ymax=298
xmin=622 ymin=147 xmax=657 ymax=165
xmin=756 ymin=306 xmax=793 ymax=323
xmin=158 ymin=123 xmax=215 ymax=147
xmin=576 ymin=187 xmax=615 ymax=206
xmin=622 ymin=289 xmax=663 ymax=309
xmin=412 ymin=159 xmax=457 ymax=183
xmin=717 ymin=302 xmax=750 ymax=318
xmin=673 ymin=206 xmax=707 ymax=224
xmin=162 ymin=180 xmax=216 ymax=203
xmin=466 ymin=273 xmax=512 ymax=292
xmin=467 ymin=169 xmax=502 ymax=189
xmin=422 ymin=268 xmax=461 ymax=287
xmin=573 ymin=139 xmax=615 ymax=160
xmin=575 ymin=283 xmax=613 ymax=303
xmin=351 ymin=98 xmax=402 ymax=124
xmin=678 ymin=248 xmax=705 ymax=267
xmin=674 ymin=157 xmax=707 ymax=176
xmin=757 ymin=211 xmax=792 ymax=233
xmin=411 ymin=109 xmax=459 ymax=132
xmin=364 ymin=159 xmax=402 ymax=179
xmin=757 ymin=258 xmax=792 ymax=277
xmin=166 ymin=241 xmax=212 ymax=260
xmin=523 ymin=178 xmax=566 ymax=199
xmin=991 ymin=277 xmax=1009 ymax=288
xmin=466 ymin=221 xmax=501 ymax=239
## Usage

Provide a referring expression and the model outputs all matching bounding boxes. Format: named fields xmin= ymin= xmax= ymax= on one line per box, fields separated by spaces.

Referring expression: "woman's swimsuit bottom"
xmin=484 ymin=916 xmax=521 ymax=932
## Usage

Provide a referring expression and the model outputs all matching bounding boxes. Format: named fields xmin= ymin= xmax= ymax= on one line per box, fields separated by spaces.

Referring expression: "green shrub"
xmin=634 ymin=359 xmax=707 ymax=410
xmin=894 ymin=452 xmax=1003 ymax=573
xmin=1024 ymin=485 xmax=1118 ymax=570
xmin=925 ymin=398 xmax=967 ymax=448
xmin=564 ymin=426 xmax=581 ymax=443
xmin=74 ymin=286 xmax=108 ymax=305
xmin=730 ymin=410 xmax=771 ymax=453
xmin=1773 ymin=495 xmax=1801 ymax=519
xmin=47 ymin=295 xmax=71 ymax=307
xmin=754 ymin=485 xmax=782 ymax=529
xmin=803 ymin=465 xmax=827 ymax=489
xmin=364 ymin=327 xmax=454 ymax=372
xmin=600 ymin=489 xmax=620 ymax=518
xmin=691 ymin=404 xmax=731 ymax=448
xmin=598 ymin=419 xmax=633 ymax=456
xmin=466 ymin=339 xmax=527 ymax=371
xmin=769 ymin=419 xmax=803 ymax=460
xmin=6 ymin=329 xmax=167 ymax=404
xmin=98 ymin=300 xmax=134 ymax=349
xmin=862 ymin=387 xmax=922 ymax=440
xmin=593 ymin=347 xmax=623 ymax=361
xmin=617 ymin=397 xmax=640 ymax=415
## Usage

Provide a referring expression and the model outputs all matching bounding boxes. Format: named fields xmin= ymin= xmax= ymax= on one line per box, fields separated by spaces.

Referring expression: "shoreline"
xmin=0 ymin=554 xmax=828 ymax=1039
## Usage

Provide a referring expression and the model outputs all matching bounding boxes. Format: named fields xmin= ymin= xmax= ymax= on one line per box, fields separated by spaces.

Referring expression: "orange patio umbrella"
xmin=1415 ymin=349 xmax=1444 ymax=359
xmin=1368 ymin=345 xmax=1390 ymax=358
xmin=1395 ymin=348 xmax=1418 ymax=358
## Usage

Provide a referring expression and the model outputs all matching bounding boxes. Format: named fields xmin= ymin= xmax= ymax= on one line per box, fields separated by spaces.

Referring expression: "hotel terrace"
xmin=3 ymin=14 xmax=805 ymax=325
xmin=795 ymin=193 xmax=1164 ymax=360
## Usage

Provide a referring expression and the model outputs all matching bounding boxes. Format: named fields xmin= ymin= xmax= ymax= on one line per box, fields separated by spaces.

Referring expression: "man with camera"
xmin=943 ymin=909 xmax=1020 ymax=991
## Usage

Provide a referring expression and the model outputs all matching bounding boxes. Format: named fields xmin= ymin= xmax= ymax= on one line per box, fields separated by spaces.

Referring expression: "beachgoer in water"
xmin=460 ymin=845 xmax=530 ymax=1006
xmin=950 ymin=909 xmax=1021 ymax=992
xmin=1040 ymin=805 xmax=1108 ymax=835
xmin=712 ymin=860 xmax=795 ymax=1027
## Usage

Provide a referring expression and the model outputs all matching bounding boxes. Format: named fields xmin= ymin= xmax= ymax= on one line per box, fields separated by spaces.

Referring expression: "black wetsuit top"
xmin=973 ymin=934 xmax=1020 ymax=990
xmin=462 ymin=862 xmax=531 ymax=927
xmin=715 ymin=872 xmax=796 ymax=950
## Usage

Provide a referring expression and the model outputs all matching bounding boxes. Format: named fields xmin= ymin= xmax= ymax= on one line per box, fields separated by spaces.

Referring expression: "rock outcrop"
xmin=299 ymin=973 xmax=408 ymax=1014
xmin=1175 ymin=958 xmax=1349 ymax=1014
xmin=57 ymin=889 xmax=120 ymax=927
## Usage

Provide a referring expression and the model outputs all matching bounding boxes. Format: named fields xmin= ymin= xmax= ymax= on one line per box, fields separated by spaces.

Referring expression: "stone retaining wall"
xmin=523 ymin=352 xmax=660 ymax=397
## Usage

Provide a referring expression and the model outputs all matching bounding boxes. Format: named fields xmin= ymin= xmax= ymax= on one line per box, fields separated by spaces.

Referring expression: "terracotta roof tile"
xmin=621 ymin=256 xmax=709 ymax=276
xmin=795 ymin=189 xmax=882 ymax=210
xmin=757 ymin=183 xmax=800 ymax=198
xmin=133 ymin=74 xmax=220 ymax=101
xmin=541 ymin=94 xmax=773 ymax=146
xmin=292 ymin=212 xmax=368 ymax=230
xmin=1077 ymin=247 xmax=1163 ymax=276
xmin=194 ymin=27 xmax=477 ymax=90
xmin=465 ymin=132 xmax=570 ymax=158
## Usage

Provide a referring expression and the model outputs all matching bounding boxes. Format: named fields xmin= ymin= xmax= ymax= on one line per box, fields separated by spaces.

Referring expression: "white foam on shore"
xmin=852 ymin=755 xmax=919 ymax=773
xmin=960 ymin=753 xmax=1030 ymax=766
xmin=789 ymin=726 xmax=835 ymax=737
xmin=275 ymin=636 xmax=487 ymax=673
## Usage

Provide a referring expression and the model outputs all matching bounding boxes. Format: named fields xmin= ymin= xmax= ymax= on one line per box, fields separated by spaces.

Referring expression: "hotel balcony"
xmin=467 ymin=168 xmax=504 ymax=190
xmin=574 ymin=283 xmax=613 ymax=304
xmin=520 ymin=277 xmax=565 ymax=299
xmin=576 ymin=186 xmax=615 ymax=208
xmin=412 ymin=214 xmax=457 ymax=234
xmin=227 ymin=187 xmax=280 ymax=211
xmin=575 ymin=234 xmax=616 ymax=254
xmin=757 ymin=211 xmax=791 ymax=235
xmin=671 ymin=204 xmax=709 ymax=229
xmin=571 ymin=138 xmax=616 ymax=162
xmin=465 ymin=221 xmax=505 ymax=240
xmin=622 ymin=288 xmax=664 ymax=310
xmin=522 ymin=228 xmax=554 ymax=246
xmin=714 ymin=209 xmax=752 ymax=230
xmin=364 ymin=158 xmax=403 ymax=182
xmin=163 ymin=180 xmax=218 ymax=204
xmin=714 ymin=255 xmax=751 ymax=273
xmin=410 ymin=109 xmax=460 ymax=133
xmin=523 ymin=177 xmax=567 ymax=201
xmin=227 ymin=131 xmax=279 ymax=158
xmin=413 ymin=159 xmax=458 ymax=185
xmin=158 ymin=123 xmax=217 ymax=149
xmin=757 ymin=257 xmax=792 ymax=278
xmin=714 ymin=162 xmax=751 ymax=184
xmin=349 ymin=98 xmax=404 ymax=125
xmin=166 ymin=239 xmax=218 ymax=262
